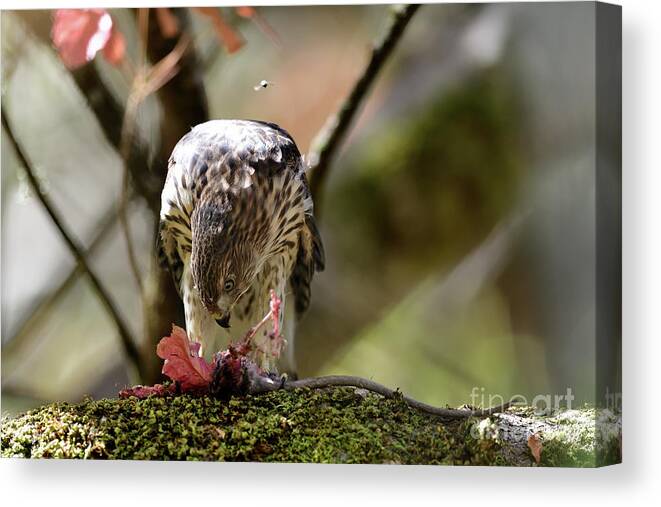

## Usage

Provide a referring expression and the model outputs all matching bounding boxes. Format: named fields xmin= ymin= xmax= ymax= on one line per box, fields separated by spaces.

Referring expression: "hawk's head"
xmin=190 ymin=201 xmax=258 ymax=328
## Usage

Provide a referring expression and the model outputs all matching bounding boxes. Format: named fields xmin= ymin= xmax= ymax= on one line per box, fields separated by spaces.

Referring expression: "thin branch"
xmin=5 ymin=203 xmax=120 ymax=354
xmin=137 ymin=8 xmax=208 ymax=384
xmin=117 ymin=30 xmax=191 ymax=294
xmin=14 ymin=10 xmax=163 ymax=210
xmin=145 ymin=8 xmax=209 ymax=153
xmin=252 ymin=375 xmax=510 ymax=419
xmin=116 ymin=8 xmax=151 ymax=295
xmin=125 ymin=366 xmax=510 ymax=420
xmin=1 ymin=111 xmax=142 ymax=376
xmin=307 ymin=4 xmax=420 ymax=209
xmin=137 ymin=7 xmax=150 ymax=69
xmin=117 ymin=92 xmax=145 ymax=294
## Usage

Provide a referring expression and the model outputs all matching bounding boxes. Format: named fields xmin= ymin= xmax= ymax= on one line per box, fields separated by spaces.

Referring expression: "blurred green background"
xmin=1 ymin=3 xmax=619 ymax=416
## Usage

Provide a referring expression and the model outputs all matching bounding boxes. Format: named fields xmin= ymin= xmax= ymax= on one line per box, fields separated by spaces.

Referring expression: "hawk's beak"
xmin=215 ymin=314 xmax=231 ymax=329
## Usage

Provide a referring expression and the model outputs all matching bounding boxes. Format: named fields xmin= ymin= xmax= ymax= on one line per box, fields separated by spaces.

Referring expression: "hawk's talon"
xmin=264 ymin=371 xmax=288 ymax=389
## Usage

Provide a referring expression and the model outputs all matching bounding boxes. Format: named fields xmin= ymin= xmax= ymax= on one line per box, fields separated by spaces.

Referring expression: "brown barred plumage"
xmin=159 ymin=120 xmax=324 ymax=373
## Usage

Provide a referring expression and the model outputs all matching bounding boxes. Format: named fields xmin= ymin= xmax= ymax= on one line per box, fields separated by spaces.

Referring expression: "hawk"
xmin=159 ymin=120 xmax=324 ymax=373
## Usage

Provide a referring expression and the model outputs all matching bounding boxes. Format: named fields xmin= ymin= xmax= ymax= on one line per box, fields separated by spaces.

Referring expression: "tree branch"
xmin=117 ymin=23 xmax=193 ymax=298
xmin=5 ymin=202 xmax=120 ymax=354
xmin=261 ymin=375 xmax=511 ymax=419
xmin=14 ymin=10 xmax=164 ymax=211
xmin=2 ymin=111 xmax=141 ymax=378
xmin=118 ymin=93 xmax=146 ymax=294
xmin=307 ymin=4 xmax=420 ymax=210
xmin=2 ymin=391 xmax=620 ymax=465
xmin=139 ymin=8 xmax=209 ymax=384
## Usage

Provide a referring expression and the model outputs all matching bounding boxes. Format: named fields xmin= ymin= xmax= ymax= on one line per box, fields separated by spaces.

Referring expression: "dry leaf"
xmin=156 ymin=325 xmax=215 ymax=390
xmin=102 ymin=27 xmax=126 ymax=66
xmin=527 ymin=433 xmax=543 ymax=464
xmin=155 ymin=8 xmax=180 ymax=38
xmin=194 ymin=7 xmax=244 ymax=54
xmin=236 ymin=6 xmax=282 ymax=48
xmin=118 ymin=294 xmax=282 ymax=399
xmin=51 ymin=9 xmax=125 ymax=69
xmin=235 ymin=6 xmax=256 ymax=18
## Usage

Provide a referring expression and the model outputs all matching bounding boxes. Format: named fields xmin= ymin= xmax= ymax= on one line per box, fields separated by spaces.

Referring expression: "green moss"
xmin=532 ymin=409 xmax=621 ymax=468
xmin=2 ymin=388 xmax=505 ymax=463
xmin=2 ymin=390 xmax=619 ymax=465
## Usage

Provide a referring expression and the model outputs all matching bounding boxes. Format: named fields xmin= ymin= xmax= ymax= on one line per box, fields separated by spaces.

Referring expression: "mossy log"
xmin=1 ymin=387 xmax=621 ymax=466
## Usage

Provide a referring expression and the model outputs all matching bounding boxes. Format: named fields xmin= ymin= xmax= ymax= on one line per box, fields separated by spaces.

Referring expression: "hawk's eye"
xmin=223 ymin=279 xmax=235 ymax=292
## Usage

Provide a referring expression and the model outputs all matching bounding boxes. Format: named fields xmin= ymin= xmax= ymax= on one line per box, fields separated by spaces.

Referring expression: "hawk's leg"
xmin=277 ymin=294 xmax=298 ymax=377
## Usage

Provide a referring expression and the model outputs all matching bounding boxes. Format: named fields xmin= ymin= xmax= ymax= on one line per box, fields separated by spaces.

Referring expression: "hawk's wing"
xmin=157 ymin=211 xmax=185 ymax=297
xmin=289 ymin=176 xmax=325 ymax=316
xmin=158 ymin=149 xmax=193 ymax=297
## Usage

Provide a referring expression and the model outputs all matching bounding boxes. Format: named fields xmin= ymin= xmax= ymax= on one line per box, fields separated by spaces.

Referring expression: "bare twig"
xmin=115 ymin=8 xmax=152 ymax=294
xmin=14 ymin=10 xmax=163 ymax=210
xmin=117 ymin=28 xmax=191 ymax=294
xmin=116 ymin=8 xmax=151 ymax=294
xmin=118 ymin=90 xmax=146 ymax=294
xmin=5 ymin=203 xmax=120 ymax=354
xmin=137 ymin=8 xmax=150 ymax=68
xmin=1 ymin=111 xmax=141 ymax=377
xmin=307 ymin=4 xmax=420 ymax=209
xmin=10 ymin=9 xmax=193 ymax=384
xmin=144 ymin=35 xmax=192 ymax=96
xmin=139 ymin=8 xmax=209 ymax=384
xmin=252 ymin=374 xmax=510 ymax=419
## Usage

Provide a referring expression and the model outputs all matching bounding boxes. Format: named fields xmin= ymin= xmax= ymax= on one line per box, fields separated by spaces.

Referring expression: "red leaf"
xmin=156 ymin=325 xmax=215 ymax=390
xmin=194 ymin=7 xmax=244 ymax=54
xmin=235 ymin=7 xmax=256 ymax=18
xmin=51 ymin=9 xmax=122 ymax=69
xmin=236 ymin=6 xmax=282 ymax=49
xmin=155 ymin=8 xmax=180 ymax=39
xmin=527 ymin=433 xmax=543 ymax=464
xmin=102 ymin=27 xmax=126 ymax=66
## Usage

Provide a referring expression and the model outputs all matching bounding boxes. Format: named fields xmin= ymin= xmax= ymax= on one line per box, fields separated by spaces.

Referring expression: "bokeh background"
xmin=1 ymin=3 xmax=620 ymax=416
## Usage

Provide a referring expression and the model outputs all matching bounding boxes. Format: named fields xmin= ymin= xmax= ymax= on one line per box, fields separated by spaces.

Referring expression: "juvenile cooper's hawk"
xmin=159 ymin=120 xmax=324 ymax=373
